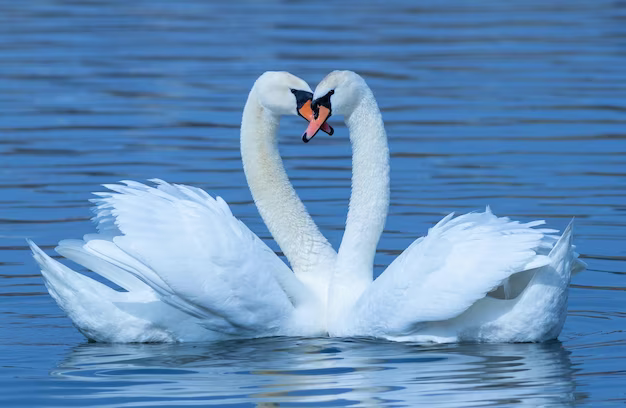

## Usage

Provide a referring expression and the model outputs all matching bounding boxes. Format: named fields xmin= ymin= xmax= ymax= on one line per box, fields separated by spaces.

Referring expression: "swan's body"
xmin=30 ymin=70 xmax=585 ymax=344
xmin=30 ymin=72 xmax=336 ymax=342
xmin=306 ymin=70 xmax=585 ymax=342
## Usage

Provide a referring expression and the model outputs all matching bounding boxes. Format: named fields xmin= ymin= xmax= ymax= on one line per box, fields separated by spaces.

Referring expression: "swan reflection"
xmin=51 ymin=338 xmax=578 ymax=406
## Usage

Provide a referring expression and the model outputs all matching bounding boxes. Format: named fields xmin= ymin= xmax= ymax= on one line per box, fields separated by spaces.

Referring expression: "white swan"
xmin=303 ymin=70 xmax=586 ymax=343
xmin=29 ymin=72 xmax=337 ymax=342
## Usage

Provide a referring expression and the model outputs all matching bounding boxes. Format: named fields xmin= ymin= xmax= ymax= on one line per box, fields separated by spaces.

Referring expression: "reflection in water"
xmin=51 ymin=338 xmax=577 ymax=406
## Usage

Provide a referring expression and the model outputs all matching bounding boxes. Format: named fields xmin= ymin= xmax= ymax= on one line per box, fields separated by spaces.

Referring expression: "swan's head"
xmin=255 ymin=71 xmax=333 ymax=134
xmin=303 ymin=70 xmax=366 ymax=142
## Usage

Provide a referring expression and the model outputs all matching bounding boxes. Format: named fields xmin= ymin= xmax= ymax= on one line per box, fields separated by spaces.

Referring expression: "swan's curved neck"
xmin=240 ymin=88 xmax=335 ymax=301
xmin=329 ymin=86 xmax=390 ymax=324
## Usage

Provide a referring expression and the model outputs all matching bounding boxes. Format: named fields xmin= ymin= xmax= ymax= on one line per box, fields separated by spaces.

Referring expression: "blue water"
xmin=1 ymin=0 xmax=625 ymax=406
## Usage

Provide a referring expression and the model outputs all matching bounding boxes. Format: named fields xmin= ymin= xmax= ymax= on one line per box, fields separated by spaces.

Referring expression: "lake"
xmin=1 ymin=0 xmax=625 ymax=406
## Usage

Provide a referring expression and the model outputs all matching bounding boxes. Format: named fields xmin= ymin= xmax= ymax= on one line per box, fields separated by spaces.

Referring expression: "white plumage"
xmin=311 ymin=71 xmax=585 ymax=342
xmin=334 ymin=210 xmax=583 ymax=342
xmin=30 ymin=71 xmax=585 ymax=343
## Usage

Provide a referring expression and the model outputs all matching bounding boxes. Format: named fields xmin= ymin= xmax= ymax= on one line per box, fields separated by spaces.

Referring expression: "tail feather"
xmin=28 ymin=239 xmax=120 ymax=302
xmin=548 ymin=220 xmax=584 ymax=280
xmin=56 ymin=238 xmax=154 ymax=296
xmin=28 ymin=239 xmax=184 ymax=342
xmin=463 ymin=220 xmax=581 ymax=342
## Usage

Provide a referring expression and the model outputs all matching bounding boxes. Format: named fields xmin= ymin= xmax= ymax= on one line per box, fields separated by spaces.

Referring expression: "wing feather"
xmin=83 ymin=180 xmax=310 ymax=335
xmin=350 ymin=208 xmax=560 ymax=337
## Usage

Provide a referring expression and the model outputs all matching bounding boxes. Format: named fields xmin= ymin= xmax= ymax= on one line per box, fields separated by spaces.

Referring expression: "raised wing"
xmin=64 ymin=179 xmax=310 ymax=336
xmin=348 ymin=208 xmax=560 ymax=337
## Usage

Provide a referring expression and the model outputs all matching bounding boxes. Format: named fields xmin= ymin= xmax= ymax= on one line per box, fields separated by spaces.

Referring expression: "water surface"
xmin=1 ymin=0 xmax=625 ymax=406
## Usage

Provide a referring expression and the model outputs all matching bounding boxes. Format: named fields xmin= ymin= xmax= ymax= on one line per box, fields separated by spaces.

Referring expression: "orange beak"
xmin=302 ymin=105 xmax=332 ymax=143
xmin=298 ymin=100 xmax=333 ymax=136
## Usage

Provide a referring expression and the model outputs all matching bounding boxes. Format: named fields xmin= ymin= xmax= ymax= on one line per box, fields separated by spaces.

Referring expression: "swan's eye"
xmin=312 ymin=90 xmax=334 ymax=112
xmin=290 ymin=89 xmax=297 ymax=94
xmin=292 ymin=89 xmax=314 ymax=110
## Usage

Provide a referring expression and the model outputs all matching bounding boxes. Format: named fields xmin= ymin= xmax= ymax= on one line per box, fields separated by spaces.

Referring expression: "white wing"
xmin=64 ymin=179 xmax=311 ymax=337
xmin=347 ymin=208 xmax=560 ymax=337
xmin=29 ymin=239 xmax=215 ymax=343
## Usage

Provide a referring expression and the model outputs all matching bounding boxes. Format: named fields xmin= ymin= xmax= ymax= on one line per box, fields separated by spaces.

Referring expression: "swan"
xmin=29 ymin=71 xmax=337 ymax=342
xmin=303 ymin=70 xmax=586 ymax=343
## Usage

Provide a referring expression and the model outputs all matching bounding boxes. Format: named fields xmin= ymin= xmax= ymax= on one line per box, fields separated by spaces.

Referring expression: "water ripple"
xmin=1 ymin=0 xmax=625 ymax=406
